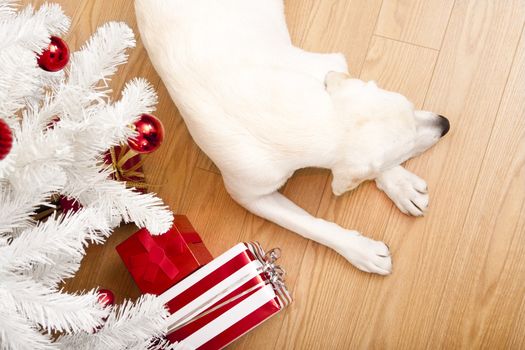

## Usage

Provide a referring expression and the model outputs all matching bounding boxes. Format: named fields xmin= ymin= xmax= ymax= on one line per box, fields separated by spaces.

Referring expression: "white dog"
xmin=134 ymin=0 xmax=450 ymax=275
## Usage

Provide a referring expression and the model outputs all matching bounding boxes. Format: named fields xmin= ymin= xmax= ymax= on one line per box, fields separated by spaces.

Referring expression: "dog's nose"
xmin=438 ymin=115 xmax=450 ymax=137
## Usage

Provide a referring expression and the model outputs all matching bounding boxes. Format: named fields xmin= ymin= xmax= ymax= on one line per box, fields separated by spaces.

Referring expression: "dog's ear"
xmin=325 ymin=71 xmax=349 ymax=92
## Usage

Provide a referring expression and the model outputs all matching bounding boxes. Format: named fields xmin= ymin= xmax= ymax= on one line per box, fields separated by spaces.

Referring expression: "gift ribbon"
xmin=128 ymin=233 xmax=182 ymax=283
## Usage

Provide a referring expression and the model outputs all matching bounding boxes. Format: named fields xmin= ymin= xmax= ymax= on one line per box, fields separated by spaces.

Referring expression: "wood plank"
xmin=361 ymin=36 xmax=438 ymax=106
xmin=178 ymin=169 xmax=248 ymax=257
xmin=376 ymin=0 xmax=455 ymax=49
xmin=347 ymin=1 xmax=524 ymax=348
xmin=503 ymin=202 xmax=525 ymax=349
xmin=425 ymin=24 xmax=525 ymax=349
xmin=285 ymin=0 xmax=383 ymax=75
xmin=143 ymin=81 xmax=202 ymax=212
xmin=277 ymin=37 xmax=438 ymax=349
xmin=386 ymin=1 xmax=525 ymax=345
xmin=195 ymin=153 xmax=219 ymax=173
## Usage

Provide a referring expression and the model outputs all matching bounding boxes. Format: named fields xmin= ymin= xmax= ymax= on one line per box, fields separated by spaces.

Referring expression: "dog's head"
xmin=325 ymin=72 xmax=450 ymax=195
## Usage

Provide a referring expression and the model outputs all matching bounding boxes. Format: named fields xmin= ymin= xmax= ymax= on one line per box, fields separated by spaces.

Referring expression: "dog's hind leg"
xmin=233 ymin=191 xmax=392 ymax=275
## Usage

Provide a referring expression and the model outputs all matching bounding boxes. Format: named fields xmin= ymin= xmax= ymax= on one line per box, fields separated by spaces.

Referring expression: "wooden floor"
xmin=24 ymin=0 xmax=525 ymax=348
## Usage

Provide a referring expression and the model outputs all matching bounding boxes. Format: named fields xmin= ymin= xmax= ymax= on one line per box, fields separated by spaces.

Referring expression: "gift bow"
xmin=109 ymin=144 xmax=168 ymax=189
xmin=258 ymin=247 xmax=286 ymax=285
xmin=128 ymin=232 xmax=183 ymax=283
xmin=109 ymin=144 xmax=146 ymax=189
xmin=250 ymin=244 xmax=290 ymax=309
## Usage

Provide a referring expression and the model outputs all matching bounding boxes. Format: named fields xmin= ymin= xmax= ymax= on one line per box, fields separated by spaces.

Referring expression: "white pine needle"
xmin=57 ymin=295 xmax=170 ymax=350
xmin=85 ymin=178 xmax=174 ymax=235
xmin=0 ymin=4 xmax=69 ymax=52
xmin=0 ymin=280 xmax=108 ymax=334
xmin=0 ymin=210 xmax=110 ymax=274
xmin=68 ymin=21 xmax=135 ymax=88
xmin=1 ymin=3 xmax=175 ymax=349
xmin=0 ymin=180 xmax=60 ymax=236
xmin=0 ymin=308 xmax=55 ymax=350
xmin=0 ymin=0 xmax=18 ymax=19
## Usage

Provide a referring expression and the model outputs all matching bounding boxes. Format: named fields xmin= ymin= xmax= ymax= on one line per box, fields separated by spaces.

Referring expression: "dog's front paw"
xmin=336 ymin=234 xmax=392 ymax=275
xmin=376 ymin=167 xmax=429 ymax=216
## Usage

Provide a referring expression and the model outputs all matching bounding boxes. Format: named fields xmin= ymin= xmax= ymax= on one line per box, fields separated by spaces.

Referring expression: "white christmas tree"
xmin=0 ymin=1 xmax=181 ymax=349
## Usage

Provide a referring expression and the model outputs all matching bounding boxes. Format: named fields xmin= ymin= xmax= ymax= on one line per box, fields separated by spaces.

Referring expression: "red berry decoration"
xmin=94 ymin=289 xmax=115 ymax=332
xmin=128 ymin=114 xmax=165 ymax=154
xmin=59 ymin=196 xmax=82 ymax=214
xmin=0 ymin=118 xmax=13 ymax=161
xmin=97 ymin=289 xmax=115 ymax=308
xmin=37 ymin=36 xmax=70 ymax=72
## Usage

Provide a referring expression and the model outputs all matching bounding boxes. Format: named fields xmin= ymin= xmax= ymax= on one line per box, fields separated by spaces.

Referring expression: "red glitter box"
xmin=116 ymin=215 xmax=213 ymax=295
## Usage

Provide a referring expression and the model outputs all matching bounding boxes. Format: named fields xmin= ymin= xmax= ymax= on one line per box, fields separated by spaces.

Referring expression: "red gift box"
xmin=116 ymin=215 xmax=213 ymax=295
xmin=158 ymin=242 xmax=291 ymax=349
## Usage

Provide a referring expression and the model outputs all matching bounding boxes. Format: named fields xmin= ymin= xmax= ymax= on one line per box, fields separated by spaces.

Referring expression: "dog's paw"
xmin=336 ymin=234 xmax=392 ymax=275
xmin=375 ymin=167 xmax=429 ymax=216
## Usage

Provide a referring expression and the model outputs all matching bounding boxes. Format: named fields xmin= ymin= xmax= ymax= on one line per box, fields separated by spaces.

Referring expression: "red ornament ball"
xmin=97 ymin=289 xmax=115 ymax=308
xmin=128 ymin=114 xmax=165 ymax=154
xmin=37 ymin=36 xmax=70 ymax=72
xmin=0 ymin=118 xmax=13 ymax=161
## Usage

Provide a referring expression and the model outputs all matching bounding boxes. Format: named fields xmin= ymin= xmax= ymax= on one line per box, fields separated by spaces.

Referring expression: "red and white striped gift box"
xmin=158 ymin=242 xmax=292 ymax=350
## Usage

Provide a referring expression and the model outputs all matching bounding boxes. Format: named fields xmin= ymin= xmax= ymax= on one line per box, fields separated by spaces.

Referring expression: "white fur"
xmin=134 ymin=0 xmax=449 ymax=275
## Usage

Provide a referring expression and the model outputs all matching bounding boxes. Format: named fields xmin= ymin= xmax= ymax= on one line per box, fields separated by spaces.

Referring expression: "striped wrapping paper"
xmin=158 ymin=242 xmax=292 ymax=350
